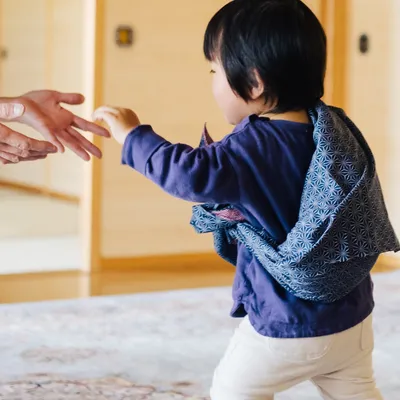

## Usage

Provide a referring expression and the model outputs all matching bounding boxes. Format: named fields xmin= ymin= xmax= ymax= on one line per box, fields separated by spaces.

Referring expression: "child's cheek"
xmin=212 ymin=76 xmax=226 ymax=110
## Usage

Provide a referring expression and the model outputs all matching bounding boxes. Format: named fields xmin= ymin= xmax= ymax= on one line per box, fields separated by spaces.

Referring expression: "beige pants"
xmin=211 ymin=314 xmax=382 ymax=400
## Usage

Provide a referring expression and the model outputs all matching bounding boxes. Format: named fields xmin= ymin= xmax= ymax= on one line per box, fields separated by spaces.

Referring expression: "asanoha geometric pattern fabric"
xmin=191 ymin=102 xmax=399 ymax=302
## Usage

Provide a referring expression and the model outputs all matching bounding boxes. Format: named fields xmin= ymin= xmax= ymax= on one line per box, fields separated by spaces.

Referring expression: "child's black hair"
xmin=204 ymin=0 xmax=327 ymax=113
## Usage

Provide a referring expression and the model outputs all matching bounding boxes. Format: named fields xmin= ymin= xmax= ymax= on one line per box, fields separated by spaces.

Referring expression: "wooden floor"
xmin=0 ymin=268 xmax=236 ymax=304
xmin=0 ymin=260 xmax=397 ymax=304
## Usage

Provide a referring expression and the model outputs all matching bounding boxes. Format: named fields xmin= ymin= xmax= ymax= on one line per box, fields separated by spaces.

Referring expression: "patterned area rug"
xmin=0 ymin=272 xmax=399 ymax=399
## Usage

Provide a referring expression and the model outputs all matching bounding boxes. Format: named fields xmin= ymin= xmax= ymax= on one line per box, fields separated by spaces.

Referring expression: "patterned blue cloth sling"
xmin=190 ymin=101 xmax=399 ymax=303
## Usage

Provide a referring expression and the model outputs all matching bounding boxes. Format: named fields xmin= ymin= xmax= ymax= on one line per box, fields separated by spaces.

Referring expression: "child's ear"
xmin=250 ymin=70 xmax=264 ymax=100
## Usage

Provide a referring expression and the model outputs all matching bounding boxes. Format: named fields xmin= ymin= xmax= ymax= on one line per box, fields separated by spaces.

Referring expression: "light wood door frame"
xmin=81 ymin=0 xmax=105 ymax=273
xmin=83 ymin=0 xmax=350 ymax=273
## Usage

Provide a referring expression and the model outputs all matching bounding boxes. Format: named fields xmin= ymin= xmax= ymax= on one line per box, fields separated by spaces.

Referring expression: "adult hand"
xmin=0 ymin=123 xmax=57 ymax=165
xmin=7 ymin=90 xmax=110 ymax=161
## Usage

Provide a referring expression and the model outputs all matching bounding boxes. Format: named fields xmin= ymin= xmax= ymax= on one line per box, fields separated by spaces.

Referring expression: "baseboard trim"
xmin=100 ymin=252 xmax=400 ymax=274
xmin=100 ymin=252 xmax=232 ymax=273
xmin=0 ymin=251 xmax=394 ymax=279
xmin=0 ymin=180 xmax=79 ymax=204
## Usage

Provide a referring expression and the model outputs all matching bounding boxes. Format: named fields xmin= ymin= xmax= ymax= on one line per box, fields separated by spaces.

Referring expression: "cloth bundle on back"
xmin=191 ymin=101 xmax=399 ymax=303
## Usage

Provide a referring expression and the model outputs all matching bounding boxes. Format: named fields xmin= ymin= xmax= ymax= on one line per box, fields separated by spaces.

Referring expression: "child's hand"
xmin=93 ymin=106 xmax=141 ymax=145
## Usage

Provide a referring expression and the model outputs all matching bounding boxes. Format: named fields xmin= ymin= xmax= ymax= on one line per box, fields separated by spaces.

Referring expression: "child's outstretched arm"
xmin=93 ymin=106 xmax=240 ymax=204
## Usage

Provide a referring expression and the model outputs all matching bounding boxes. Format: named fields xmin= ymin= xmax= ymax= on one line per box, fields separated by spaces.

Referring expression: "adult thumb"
xmin=0 ymin=103 xmax=25 ymax=120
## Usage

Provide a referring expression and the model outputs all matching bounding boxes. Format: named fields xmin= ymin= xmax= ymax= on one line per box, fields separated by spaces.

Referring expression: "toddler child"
xmin=93 ymin=1 xmax=398 ymax=399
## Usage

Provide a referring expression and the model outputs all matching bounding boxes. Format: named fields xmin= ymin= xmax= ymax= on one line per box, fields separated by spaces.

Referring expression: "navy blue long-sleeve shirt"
xmin=122 ymin=115 xmax=374 ymax=338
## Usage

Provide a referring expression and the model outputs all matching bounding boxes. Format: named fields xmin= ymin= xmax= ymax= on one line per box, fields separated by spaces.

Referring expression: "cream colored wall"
xmin=46 ymin=0 xmax=84 ymax=197
xmin=346 ymin=0 xmax=392 ymax=190
xmin=0 ymin=0 xmax=48 ymax=187
xmin=0 ymin=0 xmax=84 ymax=197
xmin=100 ymin=0 xmax=230 ymax=258
xmin=302 ymin=0 xmax=321 ymax=16
xmin=386 ymin=0 xmax=400 ymax=238
xmin=346 ymin=0 xmax=400 ymax=260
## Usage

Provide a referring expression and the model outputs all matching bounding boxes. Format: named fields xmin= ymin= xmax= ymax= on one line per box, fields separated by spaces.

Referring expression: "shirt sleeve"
xmin=121 ymin=125 xmax=240 ymax=203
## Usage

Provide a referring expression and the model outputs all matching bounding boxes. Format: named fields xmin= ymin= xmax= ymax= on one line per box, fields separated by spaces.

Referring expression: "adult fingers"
xmin=66 ymin=127 xmax=102 ymax=159
xmin=72 ymin=115 xmax=110 ymax=137
xmin=20 ymin=154 xmax=48 ymax=162
xmin=0 ymin=156 xmax=11 ymax=165
xmin=56 ymin=92 xmax=85 ymax=105
xmin=0 ymin=151 xmax=19 ymax=163
xmin=0 ymin=125 xmax=57 ymax=154
xmin=57 ymin=129 xmax=91 ymax=161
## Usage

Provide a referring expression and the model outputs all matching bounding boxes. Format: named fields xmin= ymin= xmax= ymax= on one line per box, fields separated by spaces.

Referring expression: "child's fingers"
xmin=92 ymin=106 xmax=120 ymax=120
xmin=92 ymin=109 xmax=118 ymax=126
